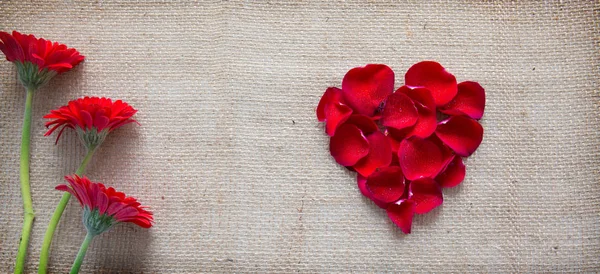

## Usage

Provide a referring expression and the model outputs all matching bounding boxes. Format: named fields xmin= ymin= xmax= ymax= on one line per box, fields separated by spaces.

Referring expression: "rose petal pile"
xmin=317 ymin=61 xmax=485 ymax=234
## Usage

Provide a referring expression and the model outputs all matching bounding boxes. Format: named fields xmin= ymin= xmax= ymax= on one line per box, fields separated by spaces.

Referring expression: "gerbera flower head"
xmin=56 ymin=175 xmax=153 ymax=235
xmin=0 ymin=31 xmax=84 ymax=89
xmin=44 ymin=97 xmax=138 ymax=149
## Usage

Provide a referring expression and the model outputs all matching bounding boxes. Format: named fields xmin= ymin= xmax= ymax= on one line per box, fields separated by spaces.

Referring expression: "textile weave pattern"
xmin=0 ymin=0 xmax=598 ymax=272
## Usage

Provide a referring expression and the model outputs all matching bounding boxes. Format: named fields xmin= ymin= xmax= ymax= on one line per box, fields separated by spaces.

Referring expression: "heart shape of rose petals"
xmin=317 ymin=61 xmax=485 ymax=234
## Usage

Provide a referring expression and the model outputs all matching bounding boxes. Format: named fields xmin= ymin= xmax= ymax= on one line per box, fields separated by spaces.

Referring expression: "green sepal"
xmin=14 ymin=61 xmax=57 ymax=90
xmin=76 ymin=127 xmax=109 ymax=150
xmin=82 ymin=207 xmax=115 ymax=236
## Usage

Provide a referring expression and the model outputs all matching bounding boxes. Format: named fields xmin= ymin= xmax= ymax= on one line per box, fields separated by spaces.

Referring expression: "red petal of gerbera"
xmin=409 ymin=178 xmax=443 ymax=214
xmin=440 ymin=81 xmax=486 ymax=120
xmin=381 ymin=93 xmax=418 ymax=130
xmin=329 ymin=124 xmax=370 ymax=166
xmin=357 ymin=174 xmax=388 ymax=208
xmin=386 ymin=199 xmax=415 ymax=234
xmin=317 ymin=87 xmax=342 ymax=121
xmin=435 ymin=155 xmax=466 ymax=188
xmin=80 ymin=110 xmax=93 ymax=130
xmin=342 ymin=64 xmax=394 ymax=116
xmin=345 ymin=114 xmax=378 ymax=135
xmin=113 ymin=206 xmax=139 ymax=221
xmin=55 ymin=184 xmax=69 ymax=192
xmin=324 ymin=102 xmax=352 ymax=136
xmin=405 ymin=61 xmax=457 ymax=106
xmin=0 ymin=31 xmax=24 ymax=62
xmin=93 ymin=115 xmax=110 ymax=132
xmin=354 ymin=131 xmax=393 ymax=177
xmin=398 ymin=136 xmax=444 ymax=180
xmin=435 ymin=116 xmax=483 ymax=157
xmin=365 ymin=166 xmax=405 ymax=204
xmin=46 ymin=62 xmax=73 ymax=72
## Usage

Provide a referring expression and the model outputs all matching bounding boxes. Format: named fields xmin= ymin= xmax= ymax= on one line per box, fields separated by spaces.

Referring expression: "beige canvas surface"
xmin=0 ymin=0 xmax=599 ymax=273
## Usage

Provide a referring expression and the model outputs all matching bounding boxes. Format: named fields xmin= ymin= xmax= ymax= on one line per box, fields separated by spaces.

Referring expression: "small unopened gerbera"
xmin=0 ymin=31 xmax=84 ymax=273
xmin=38 ymin=96 xmax=138 ymax=272
xmin=56 ymin=175 xmax=152 ymax=273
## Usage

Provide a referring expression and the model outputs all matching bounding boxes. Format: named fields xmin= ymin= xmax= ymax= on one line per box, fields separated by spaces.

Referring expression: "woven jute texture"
xmin=0 ymin=0 xmax=599 ymax=273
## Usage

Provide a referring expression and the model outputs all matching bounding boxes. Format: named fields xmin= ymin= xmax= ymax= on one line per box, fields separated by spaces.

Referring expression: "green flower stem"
xmin=14 ymin=87 xmax=35 ymax=274
xmin=69 ymin=232 xmax=94 ymax=274
xmin=38 ymin=147 xmax=96 ymax=274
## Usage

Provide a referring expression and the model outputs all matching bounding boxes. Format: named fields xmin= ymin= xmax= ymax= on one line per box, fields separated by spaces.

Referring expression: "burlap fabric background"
xmin=0 ymin=0 xmax=598 ymax=273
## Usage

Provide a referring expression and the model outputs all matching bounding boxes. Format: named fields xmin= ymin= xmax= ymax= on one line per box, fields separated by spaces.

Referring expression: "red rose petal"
xmin=386 ymin=107 xmax=436 ymax=139
xmin=386 ymin=135 xmax=401 ymax=166
xmin=345 ymin=114 xmax=378 ymax=135
xmin=365 ymin=166 xmax=405 ymax=204
xmin=329 ymin=124 xmax=370 ymax=166
xmin=316 ymin=87 xmax=342 ymax=121
xmin=441 ymin=81 xmax=486 ymax=120
xmin=317 ymin=87 xmax=353 ymax=136
xmin=435 ymin=156 xmax=466 ymax=188
xmin=405 ymin=61 xmax=458 ymax=106
xmin=406 ymin=108 xmax=437 ymax=138
xmin=357 ymin=174 xmax=388 ymax=208
xmin=386 ymin=86 xmax=437 ymax=139
xmin=435 ymin=116 xmax=484 ymax=157
xmin=390 ymin=153 xmax=400 ymax=167
xmin=428 ymin=134 xmax=455 ymax=170
xmin=342 ymin=64 xmax=395 ymax=116
xmin=396 ymin=86 xmax=436 ymax=110
xmin=324 ymin=102 xmax=352 ymax=136
xmin=381 ymin=92 xmax=419 ymax=130
xmin=398 ymin=136 xmax=445 ymax=180
xmin=409 ymin=178 xmax=443 ymax=214
xmin=354 ymin=131 xmax=393 ymax=177
xmin=386 ymin=199 xmax=415 ymax=234
xmin=386 ymin=127 xmax=404 ymax=142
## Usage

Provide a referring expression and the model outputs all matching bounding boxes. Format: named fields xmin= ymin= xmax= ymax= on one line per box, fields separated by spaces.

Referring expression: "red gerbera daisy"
xmin=58 ymin=175 xmax=152 ymax=273
xmin=56 ymin=175 xmax=153 ymax=234
xmin=0 ymin=31 xmax=84 ymax=88
xmin=44 ymin=96 xmax=138 ymax=149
